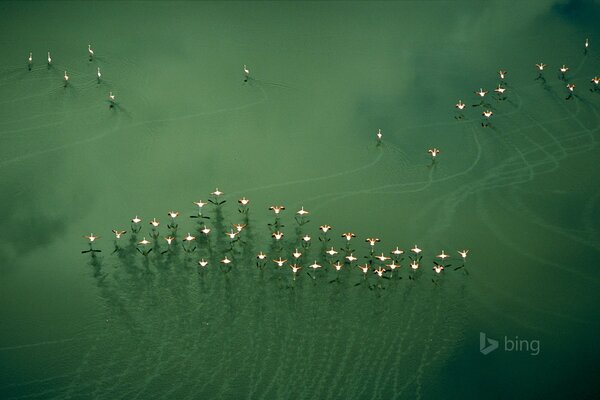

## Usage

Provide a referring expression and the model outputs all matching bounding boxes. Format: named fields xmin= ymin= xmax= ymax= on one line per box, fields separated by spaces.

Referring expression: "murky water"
xmin=1 ymin=1 xmax=599 ymax=399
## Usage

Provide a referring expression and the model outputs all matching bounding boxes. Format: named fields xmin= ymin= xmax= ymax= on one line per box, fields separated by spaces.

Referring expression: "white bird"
xmin=292 ymin=249 xmax=302 ymax=259
xmin=84 ymin=233 xmax=100 ymax=242
xmin=375 ymin=253 xmax=390 ymax=262
xmin=436 ymin=250 xmax=450 ymax=260
xmin=345 ymin=253 xmax=358 ymax=263
xmin=326 ymin=247 xmax=338 ymax=256
xmin=111 ymin=230 xmax=126 ymax=239
xmin=28 ymin=52 xmax=32 ymax=65
xmin=391 ymin=247 xmax=404 ymax=256
xmin=273 ymin=257 xmax=287 ymax=267
xmin=97 ymin=67 xmax=101 ymax=80
xmin=109 ymin=92 xmax=115 ymax=102
xmin=64 ymin=70 xmax=69 ymax=82
xmin=47 ymin=52 xmax=52 ymax=65
xmin=88 ymin=44 xmax=94 ymax=59
xmin=198 ymin=259 xmax=209 ymax=267
xmin=221 ymin=256 xmax=232 ymax=265
xmin=376 ymin=129 xmax=382 ymax=141
xmin=309 ymin=261 xmax=322 ymax=270
xmin=243 ymin=64 xmax=250 ymax=77
xmin=410 ymin=245 xmax=422 ymax=255
xmin=296 ymin=207 xmax=309 ymax=216
xmin=458 ymin=249 xmax=469 ymax=259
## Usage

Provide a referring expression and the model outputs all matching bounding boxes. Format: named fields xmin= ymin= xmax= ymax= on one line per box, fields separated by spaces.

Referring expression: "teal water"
xmin=1 ymin=1 xmax=599 ymax=399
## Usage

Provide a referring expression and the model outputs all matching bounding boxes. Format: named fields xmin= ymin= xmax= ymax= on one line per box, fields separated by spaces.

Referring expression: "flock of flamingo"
xmin=82 ymin=188 xmax=470 ymax=283
xmin=70 ymin=37 xmax=599 ymax=283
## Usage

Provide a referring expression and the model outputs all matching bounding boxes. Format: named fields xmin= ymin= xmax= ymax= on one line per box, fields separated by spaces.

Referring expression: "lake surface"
xmin=1 ymin=1 xmax=599 ymax=399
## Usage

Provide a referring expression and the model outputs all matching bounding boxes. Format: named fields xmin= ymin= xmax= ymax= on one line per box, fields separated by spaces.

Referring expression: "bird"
xmin=201 ymin=225 xmax=211 ymax=236
xmin=257 ymin=252 xmax=267 ymax=260
xmin=269 ymin=205 xmax=286 ymax=214
xmin=164 ymin=236 xmax=175 ymax=246
xmin=243 ymin=64 xmax=250 ymax=81
xmin=475 ymin=88 xmax=488 ymax=98
xmin=138 ymin=237 xmax=151 ymax=246
xmin=198 ymin=259 xmax=209 ymax=267
xmin=84 ymin=233 xmax=100 ymax=242
xmin=97 ymin=67 xmax=101 ymax=81
xmin=374 ymin=267 xmax=386 ymax=277
xmin=238 ymin=197 xmax=250 ymax=206
xmin=345 ymin=253 xmax=358 ymax=263
xmin=376 ymin=129 xmax=382 ymax=141
xmin=433 ymin=265 xmax=444 ymax=274
xmin=455 ymin=100 xmax=466 ymax=110
xmin=498 ymin=70 xmax=507 ymax=80
xmin=566 ymin=83 xmax=576 ymax=92
xmin=273 ymin=257 xmax=287 ymax=267
xmin=375 ymin=253 xmax=390 ymax=262
xmin=131 ymin=216 xmax=142 ymax=224
xmin=111 ymin=230 xmax=127 ymax=239
xmin=184 ymin=233 xmax=196 ymax=242
xmin=47 ymin=52 xmax=51 ymax=65
xmin=342 ymin=232 xmax=356 ymax=241
xmin=320 ymin=225 xmax=332 ymax=233
xmin=436 ymin=250 xmax=450 ymax=260
xmin=559 ymin=64 xmax=569 ymax=79
xmin=168 ymin=211 xmax=179 ymax=219
xmin=309 ymin=261 xmax=322 ymax=270
xmin=458 ymin=250 xmax=469 ymax=259
xmin=391 ymin=247 xmax=404 ymax=256
xmin=88 ymin=44 xmax=94 ymax=60
xmin=387 ymin=261 xmax=399 ymax=271
xmin=28 ymin=52 xmax=32 ymax=69
xmin=221 ymin=256 xmax=232 ymax=265
xmin=358 ymin=264 xmax=370 ymax=275
xmin=233 ymin=223 xmax=246 ymax=233
xmin=63 ymin=71 xmax=69 ymax=83
xmin=149 ymin=218 xmax=160 ymax=228
xmin=211 ymin=188 xmax=224 ymax=197
xmin=428 ymin=148 xmax=440 ymax=158
xmin=272 ymin=231 xmax=284 ymax=240
xmin=108 ymin=92 xmax=115 ymax=105
xmin=302 ymin=235 xmax=311 ymax=243
xmin=365 ymin=238 xmax=380 ymax=247
xmin=225 ymin=229 xmax=238 ymax=240
xmin=332 ymin=262 xmax=343 ymax=271
xmin=494 ymin=85 xmax=506 ymax=95
xmin=292 ymin=249 xmax=302 ymax=259
xmin=296 ymin=206 xmax=309 ymax=216
xmin=410 ymin=245 xmax=422 ymax=255
xmin=410 ymin=260 xmax=420 ymax=270
xmin=194 ymin=200 xmax=207 ymax=209
xmin=290 ymin=264 xmax=302 ymax=274
xmin=326 ymin=247 xmax=338 ymax=256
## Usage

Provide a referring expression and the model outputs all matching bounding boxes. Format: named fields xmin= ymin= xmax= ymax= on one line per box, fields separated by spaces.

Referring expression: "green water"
xmin=1 ymin=1 xmax=599 ymax=399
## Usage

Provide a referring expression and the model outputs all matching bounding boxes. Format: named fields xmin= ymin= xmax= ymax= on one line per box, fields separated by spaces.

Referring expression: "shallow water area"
xmin=1 ymin=1 xmax=599 ymax=399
